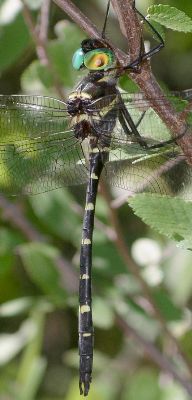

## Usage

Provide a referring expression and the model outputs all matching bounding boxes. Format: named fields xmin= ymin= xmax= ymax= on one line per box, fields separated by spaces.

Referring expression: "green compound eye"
xmin=84 ymin=48 xmax=115 ymax=70
xmin=72 ymin=48 xmax=85 ymax=70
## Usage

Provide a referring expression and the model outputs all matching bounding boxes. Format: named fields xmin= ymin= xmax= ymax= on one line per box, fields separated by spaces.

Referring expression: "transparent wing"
xmin=102 ymin=151 xmax=192 ymax=200
xmin=95 ymin=91 xmax=192 ymax=200
xmin=1 ymin=92 xmax=192 ymax=197
xmin=0 ymin=95 xmax=88 ymax=194
xmin=89 ymin=91 xmax=192 ymax=147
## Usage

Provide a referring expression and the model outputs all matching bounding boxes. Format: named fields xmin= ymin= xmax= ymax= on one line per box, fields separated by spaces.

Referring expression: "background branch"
xmin=22 ymin=0 xmax=64 ymax=98
xmin=117 ymin=315 xmax=192 ymax=396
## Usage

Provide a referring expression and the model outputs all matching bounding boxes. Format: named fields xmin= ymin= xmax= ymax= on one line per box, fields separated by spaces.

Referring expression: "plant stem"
xmin=22 ymin=0 xmax=64 ymax=99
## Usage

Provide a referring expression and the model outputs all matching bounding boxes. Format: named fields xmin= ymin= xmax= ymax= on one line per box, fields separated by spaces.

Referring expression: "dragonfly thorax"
xmin=67 ymin=72 xmax=119 ymax=145
xmin=67 ymin=91 xmax=93 ymax=141
xmin=67 ymin=93 xmax=92 ymax=116
xmin=73 ymin=120 xmax=93 ymax=141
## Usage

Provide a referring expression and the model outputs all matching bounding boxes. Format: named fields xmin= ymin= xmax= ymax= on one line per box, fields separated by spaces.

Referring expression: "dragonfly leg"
xmin=121 ymin=2 xmax=164 ymax=72
xmin=117 ymin=94 xmax=184 ymax=151
xmin=119 ymin=95 xmax=187 ymax=150
xmin=118 ymin=105 xmax=179 ymax=151
xmin=146 ymin=130 xmax=186 ymax=150
xmin=79 ymin=150 xmax=104 ymax=396
xmin=101 ymin=0 xmax=110 ymax=38
xmin=118 ymin=104 xmax=148 ymax=148
xmin=135 ymin=110 xmax=146 ymax=128
xmin=135 ymin=7 xmax=164 ymax=62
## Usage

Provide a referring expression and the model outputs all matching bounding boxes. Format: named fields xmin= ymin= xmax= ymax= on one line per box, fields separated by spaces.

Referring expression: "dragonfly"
xmin=0 ymin=0 xmax=192 ymax=397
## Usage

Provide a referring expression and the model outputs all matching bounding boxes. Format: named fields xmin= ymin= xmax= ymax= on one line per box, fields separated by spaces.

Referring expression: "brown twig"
xmin=0 ymin=196 xmax=44 ymax=242
xmin=22 ymin=0 xmax=64 ymax=99
xmin=36 ymin=0 xmax=51 ymax=64
xmin=52 ymin=0 xmax=102 ymax=39
xmin=38 ymin=0 xmax=51 ymax=43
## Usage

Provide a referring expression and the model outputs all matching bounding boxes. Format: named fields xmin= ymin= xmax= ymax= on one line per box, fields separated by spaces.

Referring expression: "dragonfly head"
xmin=72 ymin=39 xmax=116 ymax=72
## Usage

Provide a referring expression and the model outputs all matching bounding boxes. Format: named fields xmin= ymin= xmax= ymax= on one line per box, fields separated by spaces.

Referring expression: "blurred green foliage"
xmin=0 ymin=0 xmax=192 ymax=399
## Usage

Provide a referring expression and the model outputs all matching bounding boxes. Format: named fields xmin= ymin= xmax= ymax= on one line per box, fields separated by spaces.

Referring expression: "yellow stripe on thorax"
xmin=68 ymin=91 xmax=92 ymax=100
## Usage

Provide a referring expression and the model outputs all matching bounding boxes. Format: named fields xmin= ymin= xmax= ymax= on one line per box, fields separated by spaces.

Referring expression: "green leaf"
xmin=0 ymin=228 xmax=22 ymax=277
xmin=21 ymin=22 xmax=86 ymax=93
xmin=0 ymin=319 xmax=36 ymax=365
xmin=119 ymin=74 xmax=139 ymax=93
xmin=48 ymin=21 xmax=86 ymax=88
xmin=161 ymin=381 xmax=189 ymax=400
xmin=177 ymin=239 xmax=192 ymax=250
xmin=147 ymin=5 xmax=192 ymax=32
xmin=19 ymin=242 xmax=66 ymax=305
xmin=24 ymin=0 xmax=43 ymax=10
xmin=128 ymin=194 xmax=192 ymax=242
xmin=29 ymin=189 xmax=81 ymax=244
xmin=21 ymin=60 xmax=54 ymax=94
xmin=122 ymin=369 xmax=161 ymax=400
xmin=116 ymin=298 xmax=160 ymax=341
xmin=93 ymin=297 xmax=114 ymax=329
xmin=0 ymin=297 xmax=34 ymax=317
xmin=16 ymin=309 xmax=46 ymax=400
xmin=93 ymin=239 xmax=126 ymax=276
xmin=17 ymin=357 xmax=46 ymax=400
xmin=180 ymin=331 xmax=192 ymax=362
xmin=165 ymin=250 xmax=192 ymax=306
xmin=153 ymin=289 xmax=182 ymax=321
xmin=0 ymin=13 xmax=30 ymax=72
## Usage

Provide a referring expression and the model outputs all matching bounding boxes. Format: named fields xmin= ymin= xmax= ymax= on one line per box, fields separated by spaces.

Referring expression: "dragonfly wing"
xmin=101 ymin=92 xmax=192 ymax=199
xmin=90 ymin=91 xmax=192 ymax=147
xmin=103 ymin=151 xmax=192 ymax=200
xmin=0 ymin=95 xmax=88 ymax=194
